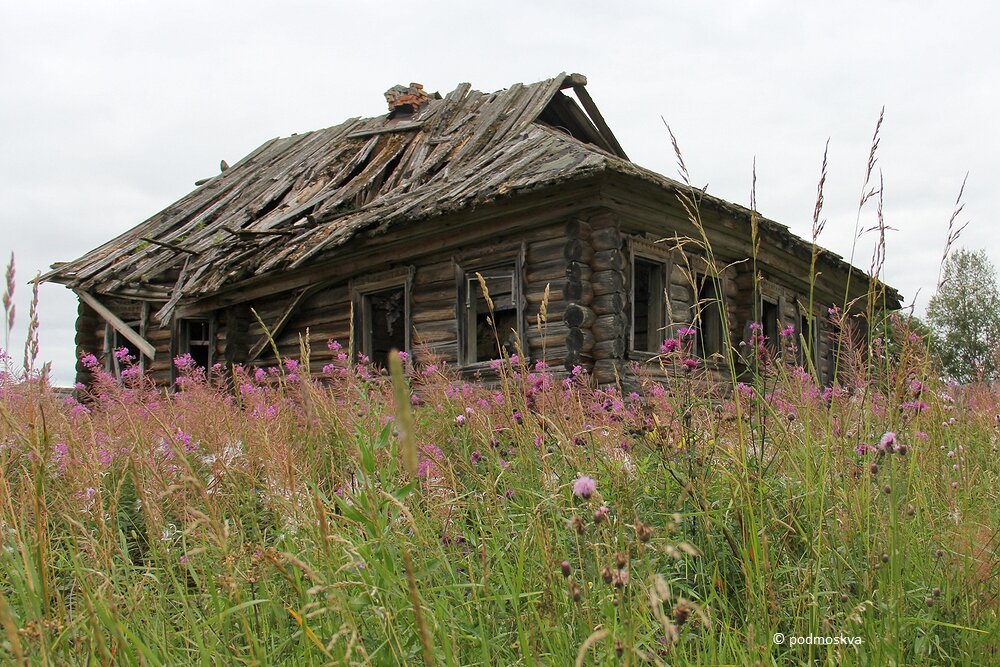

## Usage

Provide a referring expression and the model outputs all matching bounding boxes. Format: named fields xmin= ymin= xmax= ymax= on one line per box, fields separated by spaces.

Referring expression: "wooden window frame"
xmin=172 ymin=316 xmax=215 ymax=383
xmin=628 ymin=238 xmax=671 ymax=357
xmin=694 ymin=272 xmax=726 ymax=360
xmin=349 ymin=267 xmax=414 ymax=367
xmin=454 ymin=242 xmax=526 ymax=369
xmin=104 ymin=302 xmax=150 ymax=377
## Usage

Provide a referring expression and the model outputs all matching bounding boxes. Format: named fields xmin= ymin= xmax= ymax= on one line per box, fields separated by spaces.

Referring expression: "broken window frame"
xmin=349 ymin=267 xmax=414 ymax=368
xmin=455 ymin=243 xmax=526 ymax=368
xmin=797 ymin=304 xmax=821 ymax=371
xmin=694 ymin=272 xmax=726 ymax=360
xmin=172 ymin=316 xmax=215 ymax=383
xmin=628 ymin=238 xmax=670 ymax=356
xmin=103 ymin=302 xmax=150 ymax=377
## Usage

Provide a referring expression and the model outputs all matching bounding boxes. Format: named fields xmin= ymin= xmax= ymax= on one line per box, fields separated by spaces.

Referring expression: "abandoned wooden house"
xmin=43 ymin=73 xmax=900 ymax=389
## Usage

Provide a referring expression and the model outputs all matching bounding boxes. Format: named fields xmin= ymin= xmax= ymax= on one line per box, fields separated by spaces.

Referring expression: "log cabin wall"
xmin=209 ymin=202 xmax=613 ymax=379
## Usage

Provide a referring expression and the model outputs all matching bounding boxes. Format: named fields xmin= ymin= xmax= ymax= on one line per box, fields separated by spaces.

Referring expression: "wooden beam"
xmin=74 ymin=290 xmax=156 ymax=361
xmin=247 ymin=286 xmax=319 ymax=362
xmin=571 ymin=85 xmax=628 ymax=160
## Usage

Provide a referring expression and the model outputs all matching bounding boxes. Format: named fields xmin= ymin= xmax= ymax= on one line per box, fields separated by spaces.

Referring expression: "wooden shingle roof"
xmin=44 ymin=72 xmax=900 ymax=317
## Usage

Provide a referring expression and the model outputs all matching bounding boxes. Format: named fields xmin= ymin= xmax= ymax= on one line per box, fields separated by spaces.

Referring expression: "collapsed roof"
xmin=43 ymin=72 xmax=900 ymax=319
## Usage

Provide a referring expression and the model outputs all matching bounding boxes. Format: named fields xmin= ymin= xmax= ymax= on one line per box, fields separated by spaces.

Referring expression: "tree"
xmin=926 ymin=248 xmax=1000 ymax=383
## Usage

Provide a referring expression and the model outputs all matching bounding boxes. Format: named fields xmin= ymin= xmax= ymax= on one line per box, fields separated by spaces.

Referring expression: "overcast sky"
xmin=2 ymin=1 xmax=997 ymax=385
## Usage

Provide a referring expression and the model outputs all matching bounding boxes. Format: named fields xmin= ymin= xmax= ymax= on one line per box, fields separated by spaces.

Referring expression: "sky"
xmin=2 ymin=1 xmax=997 ymax=386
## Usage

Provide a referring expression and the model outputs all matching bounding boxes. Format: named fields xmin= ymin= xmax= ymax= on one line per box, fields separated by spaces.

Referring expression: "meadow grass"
xmin=0 ymin=315 xmax=997 ymax=665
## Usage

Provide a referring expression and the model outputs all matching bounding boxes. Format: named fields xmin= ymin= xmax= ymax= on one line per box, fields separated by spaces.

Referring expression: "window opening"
xmin=632 ymin=257 xmax=665 ymax=352
xmin=465 ymin=266 xmax=518 ymax=364
xmin=361 ymin=286 xmax=406 ymax=368
xmin=696 ymin=276 xmax=724 ymax=358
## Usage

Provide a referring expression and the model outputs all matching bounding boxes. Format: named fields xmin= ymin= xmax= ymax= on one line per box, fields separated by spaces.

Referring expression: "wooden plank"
xmin=74 ymin=290 xmax=156 ymax=360
xmin=571 ymin=84 xmax=628 ymax=159
xmin=247 ymin=286 xmax=317 ymax=362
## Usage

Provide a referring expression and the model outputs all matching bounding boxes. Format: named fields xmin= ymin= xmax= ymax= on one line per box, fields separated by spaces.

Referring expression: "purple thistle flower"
xmin=573 ymin=475 xmax=597 ymax=499
xmin=660 ymin=338 xmax=681 ymax=354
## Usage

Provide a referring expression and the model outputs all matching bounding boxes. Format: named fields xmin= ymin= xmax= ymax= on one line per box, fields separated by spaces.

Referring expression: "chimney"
xmin=384 ymin=82 xmax=432 ymax=118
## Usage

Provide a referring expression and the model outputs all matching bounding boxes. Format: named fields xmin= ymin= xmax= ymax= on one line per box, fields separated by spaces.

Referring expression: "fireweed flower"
xmin=879 ymin=432 xmax=897 ymax=452
xmin=677 ymin=326 xmax=696 ymax=337
xmin=660 ymin=338 xmax=681 ymax=354
xmin=573 ymin=475 xmax=597 ymax=499
xmin=780 ymin=325 xmax=796 ymax=337
xmin=681 ymin=358 xmax=699 ymax=371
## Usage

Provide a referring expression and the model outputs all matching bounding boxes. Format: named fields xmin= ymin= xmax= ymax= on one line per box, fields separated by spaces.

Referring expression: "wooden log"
xmin=565 ymin=261 xmax=593 ymax=283
xmin=585 ymin=210 xmax=618 ymax=229
xmin=563 ymin=239 xmax=594 ymax=264
xmin=563 ymin=348 xmax=594 ymax=370
xmin=593 ymin=359 xmax=627 ymax=385
xmin=565 ymin=327 xmax=595 ymax=353
xmin=593 ymin=313 xmax=626 ymax=342
xmin=411 ymin=304 xmax=455 ymax=324
xmin=670 ymin=284 xmax=692 ymax=302
xmin=592 ymin=249 xmax=624 ymax=272
xmin=564 ymin=279 xmax=594 ymax=305
xmin=526 ymin=259 xmax=569 ymax=284
xmin=590 ymin=227 xmax=622 ymax=252
xmin=411 ymin=284 xmax=457 ymax=305
xmin=592 ymin=338 xmax=626 ymax=360
xmin=528 ymin=237 xmax=568 ymax=264
xmin=564 ymin=218 xmax=592 ymax=239
xmin=563 ymin=303 xmax=596 ymax=329
xmin=527 ymin=281 xmax=565 ymax=304
xmin=563 ymin=238 xmax=594 ymax=264
xmin=591 ymin=269 xmax=625 ymax=296
xmin=591 ymin=292 xmax=625 ymax=316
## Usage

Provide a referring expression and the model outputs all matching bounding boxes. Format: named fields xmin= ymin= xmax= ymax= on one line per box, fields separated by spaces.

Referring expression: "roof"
xmin=44 ymin=72 xmax=900 ymax=317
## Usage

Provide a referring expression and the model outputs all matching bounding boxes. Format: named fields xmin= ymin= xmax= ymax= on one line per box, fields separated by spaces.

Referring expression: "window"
xmin=463 ymin=266 xmax=519 ymax=364
xmin=106 ymin=322 xmax=142 ymax=376
xmin=695 ymin=275 xmax=725 ymax=358
xmin=761 ymin=298 xmax=780 ymax=351
xmin=179 ymin=318 xmax=213 ymax=369
xmin=631 ymin=257 xmax=667 ymax=353
xmin=798 ymin=309 xmax=818 ymax=368
xmin=456 ymin=246 xmax=524 ymax=367
xmin=351 ymin=268 xmax=413 ymax=368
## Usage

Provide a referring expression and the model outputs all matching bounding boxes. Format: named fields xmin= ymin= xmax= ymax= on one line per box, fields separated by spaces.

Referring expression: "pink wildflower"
xmin=573 ymin=475 xmax=597 ymax=499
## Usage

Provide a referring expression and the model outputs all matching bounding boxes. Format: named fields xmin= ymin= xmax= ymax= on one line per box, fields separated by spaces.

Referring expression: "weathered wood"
xmin=564 ymin=218 xmax=592 ymax=239
xmin=592 ymin=313 xmax=626 ymax=342
xmin=593 ymin=359 xmax=626 ymax=385
xmin=564 ymin=280 xmax=594 ymax=305
xmin=591 ymin=269 xmax=624 ymax=296
xmin=563 ymin=238 xmax=594 ymax=264
xmin=565 ymin=261 xmax=593 ymax=283
xmin=526 ymin=259 xmax=569 ymax=284
xmin=592 ymin=249 xmax=625 ymax=272
xmin=565 ymin=327 xmax=595 ymax=353
xmin=592 ymin=338 xmax=625 ymax=360
xmin=527 ymin=281 xmax=564 ymax=304
xmin=248 ymin=286 xmax=318 ymax=362
xmin=563 ymin=303 xmax=597 ymax=329
xmin=590 ymin=227 xmax=622 ymax=252
xmin=411 ymin=304 xmax=455 ymax=325
xmin=74 ymin=290 xmax=156 ymax=360
xmin=527 ymin=237 xmax=568 ymax=264
xmin=591 ymin=292 xmax=625 ymax=316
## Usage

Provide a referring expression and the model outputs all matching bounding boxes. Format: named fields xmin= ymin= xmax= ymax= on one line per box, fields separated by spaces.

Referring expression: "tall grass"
xmin=1 ymin=131 xmax=998 ymax=664
xmin=0 ymin=309 xmax=996 ymax=664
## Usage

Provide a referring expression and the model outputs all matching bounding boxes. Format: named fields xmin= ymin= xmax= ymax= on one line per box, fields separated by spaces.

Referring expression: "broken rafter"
xmin=75 ymin=289 xmax=156 ymax=360
xmin=247 ymin=285 xmax=321 ymax=362
xmin=140 ymin=237 xmax=200 ymax=256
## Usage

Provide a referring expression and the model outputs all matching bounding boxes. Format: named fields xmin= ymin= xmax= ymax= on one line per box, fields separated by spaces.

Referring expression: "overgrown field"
xmin=0 ymin=319 xmax=997 ymax=666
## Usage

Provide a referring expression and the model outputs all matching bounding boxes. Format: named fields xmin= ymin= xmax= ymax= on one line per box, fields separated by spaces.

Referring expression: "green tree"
xmin=926 ymin=248 xmax=1000 ymax=382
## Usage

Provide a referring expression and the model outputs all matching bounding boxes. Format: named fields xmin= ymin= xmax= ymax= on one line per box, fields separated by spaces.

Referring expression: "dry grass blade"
xmin=575 ymin=628 xmax=610 ymax=667
xmin=937 ymin=172 xmax=970 ymax=289
xmin=388 ymin=349 xmax=418 ymax=478
xmin=403 ymin=550 xmax=437 ymax=666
